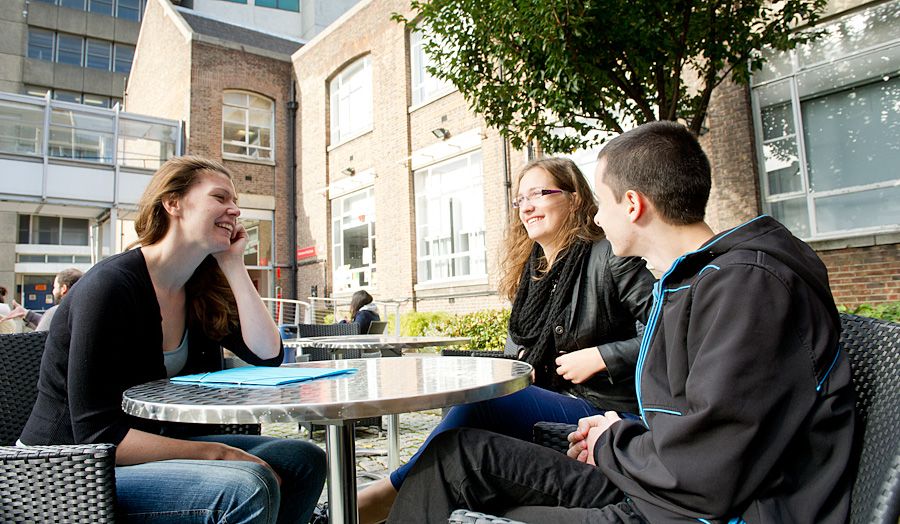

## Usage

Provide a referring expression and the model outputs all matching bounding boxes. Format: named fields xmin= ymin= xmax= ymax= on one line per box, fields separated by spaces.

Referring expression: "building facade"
xmin=126 ymin=0 xmax=303 ymax=299
xmin=291 ymin=0 xmax=524 ymax=314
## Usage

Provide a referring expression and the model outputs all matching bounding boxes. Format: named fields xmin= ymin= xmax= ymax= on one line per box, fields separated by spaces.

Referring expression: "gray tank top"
xmin=163 ymin=330 xmax=189 ymax=378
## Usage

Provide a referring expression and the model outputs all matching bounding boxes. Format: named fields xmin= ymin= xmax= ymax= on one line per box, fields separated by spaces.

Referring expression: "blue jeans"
xmin=389 ymin=385 xmax=608 ymax=490
xmin=115 ymin=434 xmax=326 ymax=524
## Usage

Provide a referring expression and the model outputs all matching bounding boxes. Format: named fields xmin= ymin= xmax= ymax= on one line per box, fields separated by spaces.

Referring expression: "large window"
xmin=25 ymin=86 xmax=121 ymax=108
xmin=410 ymin=29 xmax=453 ymax=106
xmin=329 ymin=56 xmax=372 ymax=144
xmin=255 ymin=0 xmax=299 ymax=12
xmin=331 ymin=187 xmax=376 ymax=291
xmin=27 ymin=29 xmax=135 ymax=75
xmin=751 ymin=1 xmax=900 ymax=240
xmin=415 ymin=151 xmax=486 ymax=283
xmin=118 ymin=118 xmax=178 ymax=169
xmin=37 ymin=0 xmax=145 ymax=20
xmin=18 ymin=215 xmax=90 ymax=246
xmin=222 ymin=91 xmax=274 ymax=161
xmin=48 ymin=108 xmax=115 ymax=162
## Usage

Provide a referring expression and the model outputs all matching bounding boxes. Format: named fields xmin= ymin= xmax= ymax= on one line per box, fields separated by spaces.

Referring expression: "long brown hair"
xmin=129 ymin=156 xmax=239 ymax=340
xmin=349 ymin=290 xmax=373 ymax=319
xmin=498 ymin=157 xmax=604 ymax=301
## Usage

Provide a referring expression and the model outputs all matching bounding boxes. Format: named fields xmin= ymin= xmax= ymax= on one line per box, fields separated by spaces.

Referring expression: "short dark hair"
xmin=598 ymin=121 xmax=711 ymax=225
xmin=56 ymin=268 xmax=83 ymax=289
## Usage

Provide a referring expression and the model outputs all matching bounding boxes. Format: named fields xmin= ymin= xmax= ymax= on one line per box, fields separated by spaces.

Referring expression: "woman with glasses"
xmin=357 ymin=157 xmax=655 ymax=523
xmin=18 ymin=156 xmax=326 ymax=524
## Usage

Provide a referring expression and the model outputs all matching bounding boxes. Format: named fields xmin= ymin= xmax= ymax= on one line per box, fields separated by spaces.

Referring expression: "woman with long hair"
xmin=346 ymin=290 xmax=380 ymax=334
xmin=357 ymin=157 xmax=655 ymax=523
xmin=18 ymin=156 xmax=326 ymax=523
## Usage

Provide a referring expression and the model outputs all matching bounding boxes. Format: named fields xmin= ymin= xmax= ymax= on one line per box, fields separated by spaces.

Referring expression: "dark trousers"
xmin=387 ymin=428 xmax=645 ymax=524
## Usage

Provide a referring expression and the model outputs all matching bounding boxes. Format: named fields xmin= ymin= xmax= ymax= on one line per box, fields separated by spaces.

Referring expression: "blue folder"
xmin=171 ymin=366 xmax=356 ymax=386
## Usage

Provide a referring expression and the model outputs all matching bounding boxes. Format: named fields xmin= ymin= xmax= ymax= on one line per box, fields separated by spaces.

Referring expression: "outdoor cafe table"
xmin=121 ymin=355 xmax=533 ymax=524
xmin=297 ymin=334 xmax=472 ymax=470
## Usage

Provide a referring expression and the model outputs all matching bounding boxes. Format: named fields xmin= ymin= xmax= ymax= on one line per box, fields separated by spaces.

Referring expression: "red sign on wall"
xmin=296 ymin=246 xmax=317 ymax=261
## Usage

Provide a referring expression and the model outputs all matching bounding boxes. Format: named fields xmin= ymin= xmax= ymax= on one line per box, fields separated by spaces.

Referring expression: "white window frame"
xmin=222 ymin=91 xmax=275 ymax=162
xmin=329 ymin=56 xmax=373 ymax=145
xmin=331 ymin=186 xmax=376 ymax=292
xmin=750 ymin=1 xmax=900 ymax=241
xmin=410 ymin=28 xmax=454 ymax=107
xmin=414 ymin=150 xmax=486 ymax=284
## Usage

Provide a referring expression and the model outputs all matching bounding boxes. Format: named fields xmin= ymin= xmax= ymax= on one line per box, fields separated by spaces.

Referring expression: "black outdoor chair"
xmin=449 ymin=314 xmax=900 ymax=524
xmin=0 ymin=331 xmax=263 ymax=522
xmin=367 ymin=320 xmax=388 ymax=334
xmin=0 ymin=331 xmax=117 ymax=522
xmin=296 ymin=322 xmax=360 ymax=361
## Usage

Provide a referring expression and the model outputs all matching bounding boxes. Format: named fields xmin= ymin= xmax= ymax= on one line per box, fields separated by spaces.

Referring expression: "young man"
xmin=387 ymin=121 xmax=854 ymax=523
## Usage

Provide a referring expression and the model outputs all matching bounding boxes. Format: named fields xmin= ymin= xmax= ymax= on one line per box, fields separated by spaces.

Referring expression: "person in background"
xmin=345 ymin=289 xmax=380 ymax=334
xmin=357 ymin=157 xmax=655 ymax=523
xmin=18 ymin=156 xmax=327 ymax=523
xmin=0 ymin=268 xmax=83 ymax=331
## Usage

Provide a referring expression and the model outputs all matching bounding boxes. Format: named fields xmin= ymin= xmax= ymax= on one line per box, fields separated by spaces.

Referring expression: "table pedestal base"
xmin=326 ymin=422 xmax=358 ymax=524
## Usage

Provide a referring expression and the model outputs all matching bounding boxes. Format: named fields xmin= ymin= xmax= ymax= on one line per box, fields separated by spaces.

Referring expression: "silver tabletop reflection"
xmin=301 ymin=335 xmax=471 ymax=356
xmin=122 ymin=356 xmax=532 ymax=524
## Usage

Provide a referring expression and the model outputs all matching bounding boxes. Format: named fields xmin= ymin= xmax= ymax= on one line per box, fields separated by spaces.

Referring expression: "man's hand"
xmin=556 ymin=347 xmax=607 ymax=384
xmin=0 ymin=300 xmax=27 ymax=323
xmin=566 ymin=412 xmax=622 ymax=465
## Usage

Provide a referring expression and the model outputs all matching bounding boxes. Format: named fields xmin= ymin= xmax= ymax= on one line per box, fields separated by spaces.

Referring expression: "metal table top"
xmin=299 ymin=335 xmax=470 ymax=350
xmin=122 ymin=355 xmax=532 ymax=425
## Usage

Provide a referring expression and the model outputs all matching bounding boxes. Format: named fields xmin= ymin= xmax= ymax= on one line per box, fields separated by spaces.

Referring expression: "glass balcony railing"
xmin=0 ymin=92 xmax=180 ymax=170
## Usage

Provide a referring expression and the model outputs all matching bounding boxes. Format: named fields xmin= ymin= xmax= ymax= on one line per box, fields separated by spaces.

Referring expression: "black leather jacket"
xmin=508 ymin=239 xmax=655 ymax=414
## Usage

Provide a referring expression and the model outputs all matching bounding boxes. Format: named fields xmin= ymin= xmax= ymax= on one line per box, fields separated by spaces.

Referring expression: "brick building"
xmin=126 ymin=0 xmax=303 ymax=298
xmin=292 ymin=0 xmax=524 ymax=313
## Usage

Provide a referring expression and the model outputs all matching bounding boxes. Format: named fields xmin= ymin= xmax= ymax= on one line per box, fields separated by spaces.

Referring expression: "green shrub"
xmin=837 ymin=302 xmax=900 ymax=323
xmin=322 ymin=313 xmax=335 ymax=324
xmin=384 ymin=311 xmax=453 ymax=336
xmin=436 ymin=309 xmax=511 ymax=352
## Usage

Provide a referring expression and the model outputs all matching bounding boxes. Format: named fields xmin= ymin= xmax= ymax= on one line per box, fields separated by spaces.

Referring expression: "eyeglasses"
xmin=512 ymin=188 xmax=567 ymax=208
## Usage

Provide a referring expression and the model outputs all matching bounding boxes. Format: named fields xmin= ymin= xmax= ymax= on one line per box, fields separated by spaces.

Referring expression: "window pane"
xmin=27 ymin=29 xmax=55 ymax=61
xmin=56 ymin=34 xmax=83 ymax=66
xmin=815 ymin=186 xmax=900 ymax=234
xmin=796 ymin=1 xmax=900 ymax=69
xmin=114 ymin=44 xmax=134 ymax=73
xmin=803 ymin=76 xmax=900 ymax=192
xmin=277 ymin=0 xmax=299 ymax=11
xmin=769 ymin=198 xmax=810 ymax=238
xmin=117 ymin=118 xmax=178 ymax=169
xmin=255 ymin=0 xmax=275 ymax=6
xmin=85 ymin=39 xmax=111 ymax=70
xmin=223 ymin=93 xmax=273 ymax=159
xmin=83 ymin=93 xmax=110 ymax=107
xmin=60 ymin=0 xmax=85 ymax=9
xmin=762 ymin=138 xmax=802 ymax=195
xmin=0 ymin=100 xmax=44 ymax=155
xmin=760 ymin=101 xmax=794 ymax=141
xmin=36 ymin=216 xmax=60 ymax=245
xmin=18 ymin=215 xmax=31 ymax=244
xmin=330 ymin=57 xmax=372 ymax=143
xmin=24 ymin=86 xmax=50 ymax=98
xmin=88 ymin=0 xmax=113 ymax=15
xmin=116 ymin=0 xmax=141 ymax=20
xmin=53 ymin=90 xmax=81 ymax=103
xmin=223 ymin=92 xmax=246 ymax=106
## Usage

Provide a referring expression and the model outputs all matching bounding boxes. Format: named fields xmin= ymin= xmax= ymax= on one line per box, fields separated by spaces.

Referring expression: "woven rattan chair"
xmin=0 ymin=331 xmax=118 ymax=522
xmin=450 ymin=314 xmax=900 ymax=523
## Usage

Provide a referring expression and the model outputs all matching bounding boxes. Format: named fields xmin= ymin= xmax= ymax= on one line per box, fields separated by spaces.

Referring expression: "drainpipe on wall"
xmin=287 ymin=80 xmax=299 ymax=300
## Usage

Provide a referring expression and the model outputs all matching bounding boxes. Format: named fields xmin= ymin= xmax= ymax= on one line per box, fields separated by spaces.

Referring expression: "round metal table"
xmin=122 ymin=355 xmax=532 ymax=524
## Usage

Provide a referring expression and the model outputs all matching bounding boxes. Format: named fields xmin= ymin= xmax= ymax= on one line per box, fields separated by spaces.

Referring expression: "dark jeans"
xmin=390 ymin=385 xmax=605 ymax=489
xmin=387 ymin=428 xmax=645 ymax=524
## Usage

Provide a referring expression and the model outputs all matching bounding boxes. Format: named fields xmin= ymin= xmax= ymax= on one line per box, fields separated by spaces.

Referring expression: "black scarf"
xmin=508 ymin=239 xmax=591 ymax=389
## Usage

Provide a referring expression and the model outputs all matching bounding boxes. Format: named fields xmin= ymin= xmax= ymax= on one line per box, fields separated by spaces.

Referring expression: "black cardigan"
xmin=20 ymin=248 xmax=283 ymax=446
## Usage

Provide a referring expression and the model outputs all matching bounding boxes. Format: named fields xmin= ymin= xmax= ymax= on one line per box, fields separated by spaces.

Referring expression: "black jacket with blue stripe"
xmin=594 ymin=216 xmax=854 ymax=523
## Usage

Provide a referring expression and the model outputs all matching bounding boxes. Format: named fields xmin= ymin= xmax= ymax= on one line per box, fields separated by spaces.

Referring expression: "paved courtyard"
xmin=262 ymin=408 xmax=443 ymax=502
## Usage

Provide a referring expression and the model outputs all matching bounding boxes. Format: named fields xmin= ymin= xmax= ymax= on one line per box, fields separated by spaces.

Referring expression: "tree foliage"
xmin=395 ymin=0 xmax=826 ymax=153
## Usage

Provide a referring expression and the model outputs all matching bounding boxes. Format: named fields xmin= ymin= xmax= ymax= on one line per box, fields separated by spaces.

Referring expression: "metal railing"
xmin=308 ymin=297 xmax=407 ymax=336
xmin=261 ymin=298 xmax=312 ymax=326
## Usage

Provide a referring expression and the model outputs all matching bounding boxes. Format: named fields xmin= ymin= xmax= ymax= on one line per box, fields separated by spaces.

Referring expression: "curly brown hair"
xmin=498 ymin=157 xmax=604 ymax=302
xmin=129 ymin=156 xmax=239 ymax=340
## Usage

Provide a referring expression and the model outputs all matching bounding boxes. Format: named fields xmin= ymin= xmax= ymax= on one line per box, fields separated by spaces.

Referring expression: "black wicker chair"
xmin=297 ymin=322 xmax=360 ymax=361
xmin=451 ymin=314 xmax=900 ymax=523
xmin=0 ymin=331 xmax=118 ymax=522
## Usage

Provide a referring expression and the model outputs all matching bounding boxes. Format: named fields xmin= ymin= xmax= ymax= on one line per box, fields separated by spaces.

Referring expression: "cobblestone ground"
xmin=262 ymin=409 xmax=442 ymax=502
